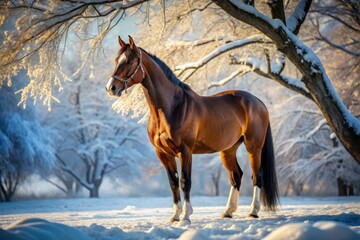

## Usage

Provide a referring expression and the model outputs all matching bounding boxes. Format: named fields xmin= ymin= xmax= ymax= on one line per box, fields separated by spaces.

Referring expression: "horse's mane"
xmin=140 ymin=48 xmax=190 ymax=91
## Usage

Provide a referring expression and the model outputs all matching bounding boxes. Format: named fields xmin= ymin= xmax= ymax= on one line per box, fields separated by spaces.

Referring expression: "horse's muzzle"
xmin=106 ymin=77 xmax=122 ymax=97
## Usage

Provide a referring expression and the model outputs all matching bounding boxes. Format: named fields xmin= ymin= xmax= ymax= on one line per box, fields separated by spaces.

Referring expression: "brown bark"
xmin=211 ymin=0 xmax=360 ymax=164
xmin=266 ymin=0 xmax=286 ymax=25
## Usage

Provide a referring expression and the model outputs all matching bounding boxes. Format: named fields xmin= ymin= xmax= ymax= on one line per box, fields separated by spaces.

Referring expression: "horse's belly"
xmin=192 ymin=140 xmax=218 ymax=154
xmin=192 ymin=136 xmax=240 ymax=154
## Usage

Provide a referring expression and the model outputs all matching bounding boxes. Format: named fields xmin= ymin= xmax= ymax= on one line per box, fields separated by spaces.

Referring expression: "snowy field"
xmin=1 ymin=196 xmax=360 ymax=239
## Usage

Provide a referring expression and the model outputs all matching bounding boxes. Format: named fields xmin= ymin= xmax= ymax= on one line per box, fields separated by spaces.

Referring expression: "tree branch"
xmin=266 ymin=0 xmax=286 ymax=25
xmin=174 ymin=1 xmax=213 ymax=22
xmin=43 ymin=177 xmax=69 ymax=195
xmin=207 ymin=68 xmax=250 ymax=90
xmin=311 ymin=17 xmax=360 ymax=57
xmin=287 ymin=0 xmax=312 ymax=35
xmin=211 ymin=0 xmax=360 ymax=163
xmin=175 ymin=35 xmax=264 ymax=80
xmin=229 ymin=53 xmax=313 ymax=100
xmin=166 ymin=36 xmax=242 ymax=48
xmin=56 ymin=154 xmax=94 ymax=190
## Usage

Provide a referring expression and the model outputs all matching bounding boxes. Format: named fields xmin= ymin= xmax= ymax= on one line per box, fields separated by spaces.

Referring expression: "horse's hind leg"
xmin=220 ymin=143 xmax=243 ymax=218
xmin=247 ymin=148 xmax=262 ymax=218
xmin=156 ymin=150 xmax=182 ymax=222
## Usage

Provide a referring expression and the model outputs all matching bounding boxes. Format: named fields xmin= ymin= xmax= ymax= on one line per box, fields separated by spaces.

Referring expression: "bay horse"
xmin=106 ymin=36 xmax=279 ymax=225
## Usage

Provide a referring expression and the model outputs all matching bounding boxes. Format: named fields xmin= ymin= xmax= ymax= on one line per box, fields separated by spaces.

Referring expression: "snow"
xmin=264 ymin=222 xmax=360 ymax=240
xmin=0 ymin=196 xmax=359 ymax=239
xmin=1 ymin=218 xmax=91 ymax=240
xmin=286 ymin=0 xmax=311 ymax=33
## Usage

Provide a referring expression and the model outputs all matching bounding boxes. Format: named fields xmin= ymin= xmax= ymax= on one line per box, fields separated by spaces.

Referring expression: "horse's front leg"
xmin=178 ymin=146 xmax=193 ymax=225
xmin=156 ymin=150 xmax=181 ymax=222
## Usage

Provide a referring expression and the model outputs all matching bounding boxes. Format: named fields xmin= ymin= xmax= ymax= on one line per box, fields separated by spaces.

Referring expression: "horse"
xmin=106 ymin=36 xmax=279 ymax=225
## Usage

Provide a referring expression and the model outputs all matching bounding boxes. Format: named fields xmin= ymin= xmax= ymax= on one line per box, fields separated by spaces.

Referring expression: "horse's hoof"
xmin=169 ymin=216 xmax=180 ymax=222
xmin=247 ymin=213 xmax=259 ymax=218
xmin=177 ymin=219 xmax=191 ymax=227
xmin=221 ymin=213 xmax=233 ymax=218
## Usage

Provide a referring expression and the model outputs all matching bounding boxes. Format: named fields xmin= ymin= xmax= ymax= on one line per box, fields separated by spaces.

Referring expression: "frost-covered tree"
xmin=0 ymin=0 xmax=359 ymax=163
xmin=42 ymin=38 xmax=149 ymax=198
xmin=306 ymin=0 xmax=359 ymax=115
xmin=273 ymin=96 xmax=360 ymax=196
xmin=209 ymin=0 xmax=360 ymax=163
xmin=0 ymin=79 xmax=55 ymax=201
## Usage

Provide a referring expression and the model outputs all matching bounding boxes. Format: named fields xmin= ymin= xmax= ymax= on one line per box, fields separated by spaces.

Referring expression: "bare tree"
xmin=273 ymin=96 xmax=360 ymax=196
xmin=45 ymin=70 xmax=144 ymax=197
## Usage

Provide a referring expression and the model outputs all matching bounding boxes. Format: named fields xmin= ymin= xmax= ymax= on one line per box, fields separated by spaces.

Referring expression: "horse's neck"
xmin=141 ymin=53 xmax=182 ymax=115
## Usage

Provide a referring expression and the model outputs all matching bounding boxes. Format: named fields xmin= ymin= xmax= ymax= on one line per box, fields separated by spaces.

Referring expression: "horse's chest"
xmin=148 ymin=125 xmax=179 ymax=156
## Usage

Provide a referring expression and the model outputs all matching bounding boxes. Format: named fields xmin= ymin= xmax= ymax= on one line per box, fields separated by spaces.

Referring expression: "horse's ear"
xmin=128 ymin=35 xmax=136 ymax=50
xmin=118 ymin=35 xmax=126 ymax=48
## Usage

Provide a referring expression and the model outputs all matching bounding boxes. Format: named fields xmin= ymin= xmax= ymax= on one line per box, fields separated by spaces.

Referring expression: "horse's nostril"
xmin=110 ymin=85 xmax=116 ymax=91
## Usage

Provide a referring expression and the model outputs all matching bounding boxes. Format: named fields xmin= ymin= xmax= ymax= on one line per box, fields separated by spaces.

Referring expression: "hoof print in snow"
xmin=177 ymin=219 xmax=191 ymax=227
xmin=247 ymin=214 xmax=259 ymax=219
xmin=221 ymin=213 xmax=233 ymax=218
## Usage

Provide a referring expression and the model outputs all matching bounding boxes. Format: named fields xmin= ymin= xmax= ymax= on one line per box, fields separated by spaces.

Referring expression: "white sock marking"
xmin=249 ymin=186 xmax=261 ymax=216
xmin=181 ymin=201 xmax=193 ymax=221
xmin=223 ymin=186 xmax=239 ymax=217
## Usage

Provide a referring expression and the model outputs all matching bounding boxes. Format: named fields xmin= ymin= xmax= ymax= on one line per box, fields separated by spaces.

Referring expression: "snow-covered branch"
xmin=287 ymin=0 xmax=312 ymax=35
xmin=207 ymin=68 xmax=250 ymax=89
xmin=305 ymin=118 xmax=330 ymax=140
xmin=174 ymin=35 xmax=263 ymax=81
xmin=0 ymin=0 xmax=150 ymax=109
xmin=229 ymin=53 xmax=312 ymax=100
xmin=166 ymin=36 xmax=242 ymax=48
xmin=56 ymin=155 xmax=94 ymax=190
xmin=277 ymin=118 xmax=331 ymax=157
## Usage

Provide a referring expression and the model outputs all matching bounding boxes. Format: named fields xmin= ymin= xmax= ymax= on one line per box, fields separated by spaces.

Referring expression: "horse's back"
xmin=212 ymin=90 xmax=263 ymax=103
xmin=208 ymin=89 xmax=269 ymax=139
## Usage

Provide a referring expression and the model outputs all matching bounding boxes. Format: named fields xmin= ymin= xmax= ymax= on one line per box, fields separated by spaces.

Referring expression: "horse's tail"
xmin=260 ymin=122 xmax=279 ymax=211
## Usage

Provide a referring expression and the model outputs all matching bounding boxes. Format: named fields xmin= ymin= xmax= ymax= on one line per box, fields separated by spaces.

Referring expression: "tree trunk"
xmin=214 ymin=180 xmax=220 ymax=196
xmin=90 ymin=186 xmax=99 ymax=198
xmin=299 ymin=73 xmax=360 ymax=164
xmin=211 ymin=0 xmax=360 ymax=164
xmin=212 ymin=164 xmax=222 ymax=196
xmin=337 ymin=178 xmax=347 ymax=196
xmin=0 ymin=184 xmax=11 ymax=202
xmin=349 ymin=185 xmax=354 ymax=196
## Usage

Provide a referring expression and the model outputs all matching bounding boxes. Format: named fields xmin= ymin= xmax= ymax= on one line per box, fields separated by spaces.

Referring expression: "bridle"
xmin=111 ymin=49 xmax=145 ymax=93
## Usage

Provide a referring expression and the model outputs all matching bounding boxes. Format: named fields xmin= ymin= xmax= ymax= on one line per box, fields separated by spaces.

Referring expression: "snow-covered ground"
xmin=0 ymin=196 xmax=359 ymax=239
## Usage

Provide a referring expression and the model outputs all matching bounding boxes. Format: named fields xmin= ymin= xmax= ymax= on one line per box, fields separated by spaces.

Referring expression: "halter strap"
xmin=112 ymin=49 xmax=145 ymax=93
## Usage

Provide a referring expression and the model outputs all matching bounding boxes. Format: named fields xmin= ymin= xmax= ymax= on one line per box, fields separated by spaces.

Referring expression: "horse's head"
xmin=106 ymin=35 xmax=145 ymax=97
